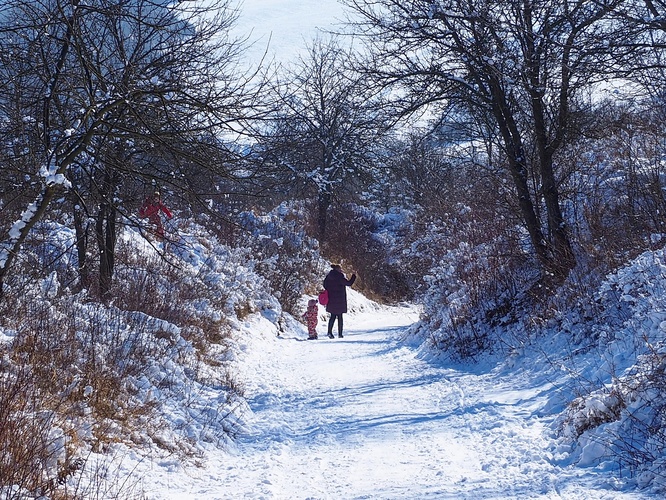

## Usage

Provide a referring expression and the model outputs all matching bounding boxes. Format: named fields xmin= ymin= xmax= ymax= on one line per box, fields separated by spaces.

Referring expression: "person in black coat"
xmin=323 ymin=263 xmax=357 ymax=338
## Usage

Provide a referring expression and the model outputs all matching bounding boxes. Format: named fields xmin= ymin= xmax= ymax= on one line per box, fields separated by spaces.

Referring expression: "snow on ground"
xmin=133 ymin=291 xmax=651 ymax=499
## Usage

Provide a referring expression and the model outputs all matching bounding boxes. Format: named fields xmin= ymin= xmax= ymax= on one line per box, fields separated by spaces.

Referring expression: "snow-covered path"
xmin=147 ymin=302 xmax=648 ymax=499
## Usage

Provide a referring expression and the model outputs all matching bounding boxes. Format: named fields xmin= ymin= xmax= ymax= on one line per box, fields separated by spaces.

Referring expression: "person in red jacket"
xmin=139 ymin=191 xmax=172 ymax=239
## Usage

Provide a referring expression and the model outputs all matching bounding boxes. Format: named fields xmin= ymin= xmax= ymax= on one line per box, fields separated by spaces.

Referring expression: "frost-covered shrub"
xmin=556 ymin=248 xmax=666 ymax=488
xmin=416 ymin=235 xmax=534 ymax=360
xmin=113 ymin=222 xmax=275 ymax=330
xmin=616 ymin=352 xmax=666 ymax=488
xmin=401 ymin=198 xmax=535 ymax=360
xmin=237 ymin=202 xmax=324 ymax=315
xmin=1 ymin=288 xmax=240 ymax=485
xmin=558 ymin=350 xmax=666 ymax=488
xmin=323 ymin=203 xmax=415 ymax=302
xmin=562 ymin=105 xmax=666 ymax=272
xmin=0 ymin=293 xmax=157 ymax=495
xmin=0 ymin=358 xmax=73 ymax=499
xmin=0 ymin=218 xmax=282 ymax=497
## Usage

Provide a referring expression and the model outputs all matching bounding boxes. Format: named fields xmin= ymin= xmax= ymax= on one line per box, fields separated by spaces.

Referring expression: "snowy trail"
xmin=148 ymin=302 xmax=646 ymax=499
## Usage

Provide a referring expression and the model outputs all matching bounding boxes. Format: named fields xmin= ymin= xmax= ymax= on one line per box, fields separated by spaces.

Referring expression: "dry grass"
xmin=0 ymin=243 xmax=243 ymax=497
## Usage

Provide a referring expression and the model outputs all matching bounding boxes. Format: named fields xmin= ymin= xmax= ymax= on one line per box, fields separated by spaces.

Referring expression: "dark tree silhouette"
xmin=344 ymin=0 xmax=629 ymax=279
xmin=0 ymin=0 xmax=257 ymax=298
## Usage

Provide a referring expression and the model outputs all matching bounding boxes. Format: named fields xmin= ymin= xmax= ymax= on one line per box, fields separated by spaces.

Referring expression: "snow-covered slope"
xmin=124 ymin=290 xmax=654 ymax=498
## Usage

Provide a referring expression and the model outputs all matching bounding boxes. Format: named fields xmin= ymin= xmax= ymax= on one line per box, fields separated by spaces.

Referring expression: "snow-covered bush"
xmin=556 ymin=248 xmax=666 ymax=488
xmin=236 ymin=202 xmax=325 ymax=315
xmin=397 ymin=195 xmax=537 ymax=360
xmin=561 ymin=103 xmax=666 ymax=273
xmin=0 ymin=217 xmax=283 ymax=497
xmin=416 ymin=236 xmax=536 ymax=360
xmin=0 ymin=356 xmax=72 ymax=499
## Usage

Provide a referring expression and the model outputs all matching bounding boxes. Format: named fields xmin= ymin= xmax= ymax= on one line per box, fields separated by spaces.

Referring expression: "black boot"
xmin=327 ymin=332 xmax=334 ymax=339
xmin=338 ymin=333 xmax=343 ymax=338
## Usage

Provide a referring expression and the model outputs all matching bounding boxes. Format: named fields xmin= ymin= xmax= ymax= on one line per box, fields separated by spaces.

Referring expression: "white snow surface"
xmin=130 ymin=292 xmax=650 ymax=499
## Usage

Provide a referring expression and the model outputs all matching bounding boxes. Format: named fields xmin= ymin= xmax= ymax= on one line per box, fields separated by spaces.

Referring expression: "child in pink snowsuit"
xmin=302 ymin=299 xmax=319 ymax=340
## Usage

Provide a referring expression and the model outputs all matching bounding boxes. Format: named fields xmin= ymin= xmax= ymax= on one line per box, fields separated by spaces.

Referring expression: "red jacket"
xmin=139 ymin=199 xmax=172 ymax=220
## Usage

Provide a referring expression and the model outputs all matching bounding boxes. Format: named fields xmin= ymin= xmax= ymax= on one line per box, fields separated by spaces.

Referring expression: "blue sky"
xmin=231 ymin=0 xmax=347 ymax=67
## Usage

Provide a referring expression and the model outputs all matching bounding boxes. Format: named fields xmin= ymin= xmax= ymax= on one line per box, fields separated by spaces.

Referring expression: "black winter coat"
xmin=323 ymin=269 xmax=356 ymax=314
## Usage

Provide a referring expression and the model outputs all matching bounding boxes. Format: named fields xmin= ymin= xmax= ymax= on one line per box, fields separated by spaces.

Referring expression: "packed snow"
xmin=114 ymin=289 xmax=652 ymax=498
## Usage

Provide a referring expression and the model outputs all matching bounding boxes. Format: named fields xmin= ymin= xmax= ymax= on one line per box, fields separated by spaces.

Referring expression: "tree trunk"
xmin=95 ymin=201 xmax=117 ymax=300
xmin=488 ymin=78 xmax=551 ymax=268
xmin=506 ymin=150 xmax=551 ymax=268
xmin=540 ymin=156 xmax=575 ymax=277
xmin=73 ymin=202 xmax=91 ymax=291
xmin=95 ymin=170 xmax=118 ymax=300
xmin=526 ymin=36 xmax=576 ymax=278
xmin=317 ymin=189 xmax=331 ymax=242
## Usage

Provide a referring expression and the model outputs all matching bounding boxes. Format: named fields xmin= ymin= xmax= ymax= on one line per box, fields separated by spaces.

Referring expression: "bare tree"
xmin=616 ymin=0 xmax=666 ymax=94
xmin=257 ymin=36 xmax=387 ymax=240
xmin=0 ymin=0 xmax=257 ymax=298
xmin=344 ymin=0 xmax=629 ymax=280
